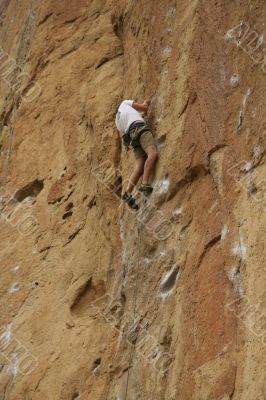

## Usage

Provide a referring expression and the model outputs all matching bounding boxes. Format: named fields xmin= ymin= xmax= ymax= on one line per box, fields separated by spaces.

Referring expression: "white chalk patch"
xmin=158 ymin=291 xmax=171 ymax=301
xmin=143 ymin=257 xmax=151 ymax=266
xmin=251 ymin=107 xmax=257 ymax=118
xmin=225 ymin=25 xmax=240 ymax=41
xmin=253 ymin=146 xmax=262 ymax=158
xmin=243 ymin=88 xmax=251 ymax=108
xmin=157 ymin=140 xmax=165 ymax=151
xmin=232 ymin=237 xmax=247 ymax=259
xmin=228 ymin=267 xmax=237 ymax=281
xmin=6 ymin=353 xmax=19 ymax=377
xmin=22 ymin=196 xmax=35 ymax=205
xmin=257 ymin=34 xmax=264 ymax=48
xmin=161 ymin=67 xmax=168 ymax=76
xmin=158 ymin=178 xmax=170 ymax=194
xmin=164 ymin=28 xmax=172 ymax=34
xmin=161 ymin=269 xmax=174 ymax=285
xmin=225 ymin=29 xmax=233 ymax=41
xmin=162 ymin=47 xmax=172 ymax=55
xmin=31 ymin=246 xmax=39 ymax=254
xmin=10 ymin=266 xmax=20 ymax=273
xmin=208 ymin=200 xmax=219 ymax=214
xmin=167 ymin=5 xmax=176 ymax=17
xmin=229 ymin=74 xmax=240 ymax=87
xmin=222 ymin=344 xmax=229 ymax=353
xmin=92 ymin=365 xmax=100 ymax=376
xmin=119 ymin=216 xmax=128 ymax=266
xmin=228 ymin=266 xmax=244 ymax=297
xmin=0 ymin=324 xmax=12 ymax=349
xmin=119 ymin=216 xmax=124 ymax=242
xmin=241 ymin=161 xmax=253 ymax=173
xmin=221 ymin=224 xmax=229 ymax=240
xmin=8 ymin=282 xmax=20 ymax=293
xmin=173 ymin=207 xmax=183 ymax=216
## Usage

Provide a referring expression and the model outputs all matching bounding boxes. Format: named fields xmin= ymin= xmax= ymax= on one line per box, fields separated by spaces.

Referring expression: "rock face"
xmin=0 ymin=0 xmax=266 ymax=399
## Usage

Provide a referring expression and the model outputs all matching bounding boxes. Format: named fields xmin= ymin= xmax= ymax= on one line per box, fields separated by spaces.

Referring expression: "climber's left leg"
xmin=122 ymin=156 xmax=146 ymax=210
xmin=138 ymin=131 xmax=158 ymax=194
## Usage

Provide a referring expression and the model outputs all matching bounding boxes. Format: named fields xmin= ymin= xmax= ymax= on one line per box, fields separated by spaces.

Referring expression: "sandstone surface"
xmin=0 ymin=1 xmax=266 ymax=399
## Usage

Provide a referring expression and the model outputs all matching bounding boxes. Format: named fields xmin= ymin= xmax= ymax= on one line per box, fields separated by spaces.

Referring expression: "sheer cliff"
xmin=0 ymin=1 xmax=265 ymax=399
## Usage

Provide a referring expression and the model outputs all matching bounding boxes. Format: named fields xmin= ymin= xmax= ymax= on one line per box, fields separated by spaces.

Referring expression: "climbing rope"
xmin=124 ymin=219 xmax=142 ymax=400
xmin=103 ymin=217 xmax=142 ymax=400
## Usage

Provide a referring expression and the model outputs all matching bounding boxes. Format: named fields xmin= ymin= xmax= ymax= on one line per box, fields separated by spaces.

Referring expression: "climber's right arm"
xmin=132 ymin=102 xmax=149 ymax=113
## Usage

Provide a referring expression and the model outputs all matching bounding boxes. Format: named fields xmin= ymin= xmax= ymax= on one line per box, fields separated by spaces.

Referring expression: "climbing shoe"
xmin=122 ymin=192 xmax=139 ymax=210
xmin=139 ymin=184 xmax=153 ymax=195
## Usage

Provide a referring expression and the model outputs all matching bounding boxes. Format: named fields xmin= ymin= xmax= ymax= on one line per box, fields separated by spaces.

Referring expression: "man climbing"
xmin=115 ymin=99 xmax=158 ymax=210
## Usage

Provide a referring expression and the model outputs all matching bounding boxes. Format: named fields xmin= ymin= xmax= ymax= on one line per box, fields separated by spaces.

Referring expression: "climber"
xmin=115 ymin=99 xmax=158 ymax=210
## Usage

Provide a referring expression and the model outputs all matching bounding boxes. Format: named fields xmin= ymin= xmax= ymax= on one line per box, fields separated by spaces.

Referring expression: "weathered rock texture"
xmin=0 ymin=0 xmax=266 ymax=399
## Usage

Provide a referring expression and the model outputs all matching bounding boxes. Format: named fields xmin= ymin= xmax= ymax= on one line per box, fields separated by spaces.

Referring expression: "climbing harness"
xmin=122 ymin=122 xmax=151 ymax=149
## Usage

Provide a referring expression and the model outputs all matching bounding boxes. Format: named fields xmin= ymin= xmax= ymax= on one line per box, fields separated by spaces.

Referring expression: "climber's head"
xmin=115 ymin=96 xmax=124 ymax=116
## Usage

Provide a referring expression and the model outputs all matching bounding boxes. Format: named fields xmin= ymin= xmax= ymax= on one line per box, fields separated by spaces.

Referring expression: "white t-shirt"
xmin=115 ymin=100 xmax=145 ymax=134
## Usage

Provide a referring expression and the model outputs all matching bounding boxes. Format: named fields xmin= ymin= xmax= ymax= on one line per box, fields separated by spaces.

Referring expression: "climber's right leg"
xmin=125 ymin=156 xmax=146 ymax=194
xmin=142 ymin=144 xmax=158 ymax=186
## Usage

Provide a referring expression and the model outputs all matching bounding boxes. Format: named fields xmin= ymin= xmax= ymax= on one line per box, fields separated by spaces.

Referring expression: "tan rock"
xmin=0 ymin=0 xmax=265 ymax=399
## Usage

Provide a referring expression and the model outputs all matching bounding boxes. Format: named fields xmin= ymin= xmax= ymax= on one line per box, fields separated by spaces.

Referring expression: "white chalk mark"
xmin=6 ymin=353 xmax=19 ymax=377
xmin=221 ymin=224 xmax=229 ymax=240
xmin=0 ymin=324 xmax=12 ymax=349
xmin=8 ymin=282 xmax=20 ymax=293
xmin=162 ymin=47 xmax=172 ymax=56
xmin=10 ymin=266 xmax=20 ymax=273
xmin=228 ymin=266 xmax=244 ymax=297
xmin=166 ymin=5 xmax=176 ymax=18
xmin=241 ymin=161 xmax=253 ymax=173
xmin=173 ymin=207 xmax=183 ymax=216
xmin=243 ymin=88 xmax=251 ymax=109
xmin=208 ymin=200 xmax=219 ymax=214
xmin=143 ymin=257 xmax=151 ymax=266
xmin=252 ymin=146 xmax=262 ymax=158
xmin=232 ymin=237 xmax=247 ymax=259
xmin=157 ymin=178 xmax=170 ymax=194
xmin=257 ymin=34 xmax=264 ymax=48
xmin=230 ymin=74 xmax=240 ymax=87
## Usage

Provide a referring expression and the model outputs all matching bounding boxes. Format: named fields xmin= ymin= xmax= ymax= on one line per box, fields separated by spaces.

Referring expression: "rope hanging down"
xmin=124 ymin=220 xmax=142 ymax=400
